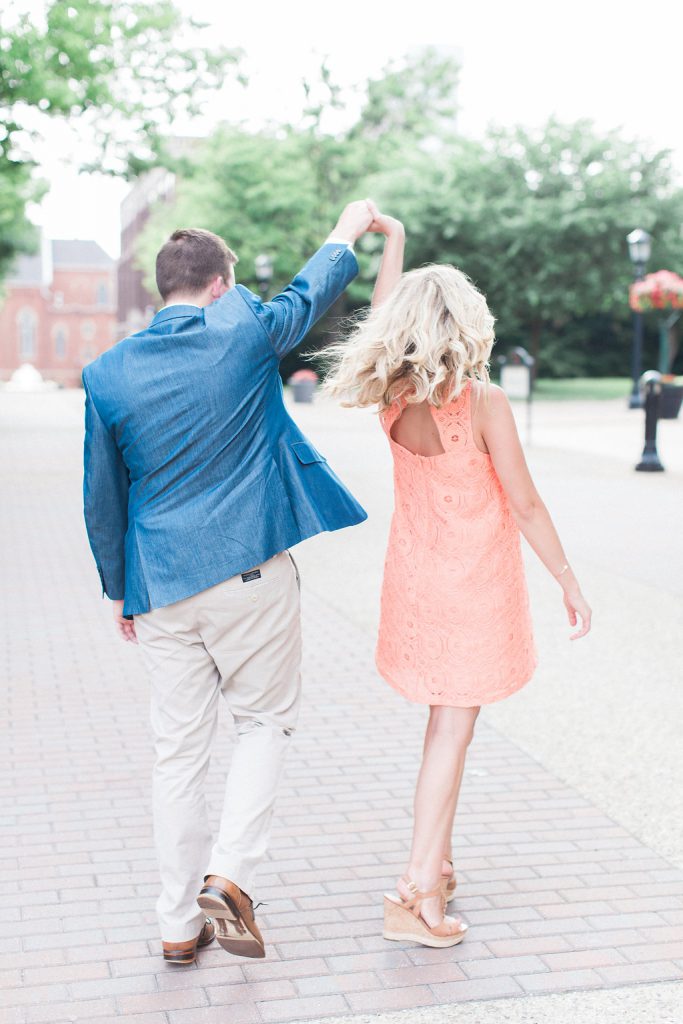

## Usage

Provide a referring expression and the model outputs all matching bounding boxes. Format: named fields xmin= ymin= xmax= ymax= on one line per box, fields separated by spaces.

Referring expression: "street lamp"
xmin=627 ymin=228 xmax=652 ymax=409
xmin=254 ymin=254 xmax=273 ymax=300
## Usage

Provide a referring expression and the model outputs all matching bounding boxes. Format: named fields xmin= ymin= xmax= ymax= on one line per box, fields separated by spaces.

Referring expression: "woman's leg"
xmin=400 ymin=704 xmax=480 ymax=927
xmin=421 ymin=712 xmax=457 ymax=877
xmin=442 ymin=719 xmax=477 ymax=866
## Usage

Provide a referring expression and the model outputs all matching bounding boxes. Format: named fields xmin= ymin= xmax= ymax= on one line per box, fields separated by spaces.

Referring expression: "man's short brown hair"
xmin=155 ymin=228 xmax=238 ymax=301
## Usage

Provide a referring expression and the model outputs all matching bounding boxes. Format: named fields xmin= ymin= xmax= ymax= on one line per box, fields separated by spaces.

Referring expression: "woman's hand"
xmin=563 ymin=586 xmax=592 ymax=640
xmin=328 ymin=199 xmax=376 ymax=244
xmin=366 ymin=200 xmax=404 ymax=237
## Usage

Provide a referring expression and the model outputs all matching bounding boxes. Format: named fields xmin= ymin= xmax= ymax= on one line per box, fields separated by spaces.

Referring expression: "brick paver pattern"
xmin=1 ymin=397 xmax=683 ymax=1023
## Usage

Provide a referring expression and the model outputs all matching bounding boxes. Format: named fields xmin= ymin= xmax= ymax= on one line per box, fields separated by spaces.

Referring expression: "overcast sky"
xmin=28 ymin=0 xmax=683 ymax=258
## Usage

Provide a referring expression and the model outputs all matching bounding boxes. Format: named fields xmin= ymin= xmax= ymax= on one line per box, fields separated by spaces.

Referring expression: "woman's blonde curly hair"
xmin=322 ymin=263 xmax=495 ymax=410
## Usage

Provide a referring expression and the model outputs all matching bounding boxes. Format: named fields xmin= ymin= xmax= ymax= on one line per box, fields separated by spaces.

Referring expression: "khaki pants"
xmin=134 ymin=550 xmax=301 ymax=942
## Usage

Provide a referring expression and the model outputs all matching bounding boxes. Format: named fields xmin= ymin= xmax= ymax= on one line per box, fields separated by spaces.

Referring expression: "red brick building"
xmin=0 ymin=237 xmax=117 ymax=387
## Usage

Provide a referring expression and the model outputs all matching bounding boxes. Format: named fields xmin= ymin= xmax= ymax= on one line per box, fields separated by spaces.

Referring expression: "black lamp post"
xmin=635 ymin=371 xmax=665 ymax=472
xmin=254 ymin=254 xmax=273 ymax=300
xmin=627 ymin=228 xmax=652 ymax=409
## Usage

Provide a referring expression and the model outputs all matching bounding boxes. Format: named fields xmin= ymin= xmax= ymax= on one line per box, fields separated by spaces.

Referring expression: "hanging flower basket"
xmin=628 ymin=270 xmax=683 ymax=418
xmin=629 ymin=270 xmax=683 ymax=312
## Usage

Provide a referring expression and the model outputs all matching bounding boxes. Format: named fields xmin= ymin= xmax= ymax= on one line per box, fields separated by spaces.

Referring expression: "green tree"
xmin=295 ymin=49 xmax=459 ymax=305
xmin=137 ymin=126 xmax=321 ymax=297
xmin=134 ymin=56 xmax=683 ymax=378
xmin=136 ymin=49 xmax=461 ymax=306
xmin=135 ymin=125 xmax=343 ymax=380
xmin=348 ymin=46 xmax=459 ymax=149
xmin=370 ymin=119 xmax=683 ymax=375
xmin=0 ymin=0 xmax=242 ymax=279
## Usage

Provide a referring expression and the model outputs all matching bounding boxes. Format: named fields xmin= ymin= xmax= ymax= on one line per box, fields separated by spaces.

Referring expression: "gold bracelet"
xmin=555 ymin=563 xmax=570 ymax=577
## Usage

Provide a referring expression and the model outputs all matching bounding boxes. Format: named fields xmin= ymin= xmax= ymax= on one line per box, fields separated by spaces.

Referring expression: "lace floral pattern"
xmin=376 ymin=380 xmax=537 ymax=706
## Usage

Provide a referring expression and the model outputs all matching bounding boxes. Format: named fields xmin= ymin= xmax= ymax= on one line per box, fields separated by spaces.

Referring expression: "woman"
xmin=323 ymin=208 xmax=592 ymax=949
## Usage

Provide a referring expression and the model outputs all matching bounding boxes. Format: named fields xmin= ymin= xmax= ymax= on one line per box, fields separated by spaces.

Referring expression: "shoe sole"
xmin=162 ymin=921 xmax=215 ymax=965
xmin=197 ymin=891 xmax=265 ymax=959
xmin=383 ymin=927 xmax=467 ymax=948
xmin=163 ymin=950 xmax=197 ymax=965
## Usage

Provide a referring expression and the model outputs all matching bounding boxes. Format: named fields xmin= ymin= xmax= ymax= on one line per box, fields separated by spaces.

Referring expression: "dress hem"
xmin=376 ymin=657 xmax=538 ymax=709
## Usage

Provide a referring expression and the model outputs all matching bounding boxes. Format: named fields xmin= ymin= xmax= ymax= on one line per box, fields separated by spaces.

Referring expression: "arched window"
xmin=54 ymin=325 xmax=68 ymax=359
xmin=17 ymin=308 xmax=37 ymax=360
xmin=96 ymin=281 xmax=109 ymax=306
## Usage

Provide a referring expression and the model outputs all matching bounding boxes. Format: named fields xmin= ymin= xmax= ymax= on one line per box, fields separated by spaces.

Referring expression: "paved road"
xmin=1 ymin=389 xmax=681 ymax=1024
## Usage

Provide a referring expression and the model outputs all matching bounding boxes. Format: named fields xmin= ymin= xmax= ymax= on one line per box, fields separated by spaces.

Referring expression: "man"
xmin=82 ymin=199 xmax=376 ymax=964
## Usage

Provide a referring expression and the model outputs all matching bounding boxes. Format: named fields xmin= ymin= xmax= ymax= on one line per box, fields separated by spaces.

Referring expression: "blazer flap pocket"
xmin=291 ymin=441 xmax=327 ymax=465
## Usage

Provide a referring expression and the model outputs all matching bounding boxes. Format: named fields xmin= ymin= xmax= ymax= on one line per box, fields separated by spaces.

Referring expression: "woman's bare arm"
xmin=478 ymin=384 xmax=592 ymax=639
xmin=367 ymin=204 xmax=405 ymax=308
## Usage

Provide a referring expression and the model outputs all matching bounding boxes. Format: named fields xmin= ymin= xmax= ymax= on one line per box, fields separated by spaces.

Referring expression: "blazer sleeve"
xmin=236 ymin=242 xmax=359 ymax=359
xmin=82 ymin=372 xmax=130 ymax=601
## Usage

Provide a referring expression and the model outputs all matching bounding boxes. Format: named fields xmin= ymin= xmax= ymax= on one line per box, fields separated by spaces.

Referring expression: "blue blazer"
xmin=82 ymin=242 xmax=367 ymax=617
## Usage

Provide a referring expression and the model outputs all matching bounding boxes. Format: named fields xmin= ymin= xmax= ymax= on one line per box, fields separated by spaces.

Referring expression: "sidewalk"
xmin=1 ymin=390 xmax=682 ymax=1024
xmin=509 ymin=393 xmax=683 ymax=474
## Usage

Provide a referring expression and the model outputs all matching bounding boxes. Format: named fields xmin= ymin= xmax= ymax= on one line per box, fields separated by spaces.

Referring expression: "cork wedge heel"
xmin=383 ymin=878 xmax=468 ymax=948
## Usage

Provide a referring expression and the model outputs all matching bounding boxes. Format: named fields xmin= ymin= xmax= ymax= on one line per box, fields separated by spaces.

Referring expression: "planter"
xmin=659 ymin=383 xmax=683 ymax=419
xmin=290 ymin=380 xmax=316 ymax=403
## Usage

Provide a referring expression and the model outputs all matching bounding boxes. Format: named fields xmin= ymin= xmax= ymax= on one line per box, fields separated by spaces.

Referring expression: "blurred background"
xmin=2 ymin=0 xmax=683 ymax=390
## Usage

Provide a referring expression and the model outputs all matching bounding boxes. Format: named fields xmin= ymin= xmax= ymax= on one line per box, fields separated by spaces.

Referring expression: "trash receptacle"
xmin=497 ymin=346 xmax=534 ymax=444
xmin=288 ymin=369 xmax=318 ymax=403
xmin=659 ymin=380 xmax=683 ymax=419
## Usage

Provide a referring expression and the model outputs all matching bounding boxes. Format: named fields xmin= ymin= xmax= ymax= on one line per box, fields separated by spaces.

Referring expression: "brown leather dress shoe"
xmin=162 ymin=917 xmax=216 ymax=965
xmin=197 ymin=875 xmax=266 ymax=959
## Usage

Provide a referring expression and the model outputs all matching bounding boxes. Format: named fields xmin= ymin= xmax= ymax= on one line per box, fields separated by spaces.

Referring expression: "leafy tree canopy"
xmin=0 ymin=0 xmax=242 ymax=278
xmin=371 ymin=119 xmax=683 ymax=370
xmin=138 ymin=44 xmax=683 ymax=376
xmin=137 ymin=49 xmax=460 ymax=299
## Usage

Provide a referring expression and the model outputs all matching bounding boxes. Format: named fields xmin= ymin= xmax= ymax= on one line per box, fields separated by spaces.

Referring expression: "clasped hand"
xmin=332 ymin=199 xmax=404 ymax=243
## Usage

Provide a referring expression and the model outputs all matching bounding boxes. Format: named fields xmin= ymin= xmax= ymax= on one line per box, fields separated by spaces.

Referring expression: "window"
xmin=53 ymin=291 xmax=64 ymax=308
xmin=81 ymin=320 xmax=96 ymax=341
xmin=96 ymin=281 xmax=109 ymax=306
xmin=17 ymin=308 xmax=37 ymax=360
xmin=54 ymin=326 xmax=68 ymax=359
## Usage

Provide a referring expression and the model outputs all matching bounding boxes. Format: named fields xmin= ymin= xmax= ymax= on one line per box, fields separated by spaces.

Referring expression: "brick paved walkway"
xmin=1 ymin=393 xmax=683 ymax=1024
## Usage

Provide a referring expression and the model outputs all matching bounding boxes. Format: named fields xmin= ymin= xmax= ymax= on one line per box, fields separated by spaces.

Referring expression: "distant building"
xmin=0 ymin=236 xmax=117 ymax=387
xmin=117 ymin=166 xmax=176 ymax=338
xmin=117 ymin=138 xmax=203 ymax=336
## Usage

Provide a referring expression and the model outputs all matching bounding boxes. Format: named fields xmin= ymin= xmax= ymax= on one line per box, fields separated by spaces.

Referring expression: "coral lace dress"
xmin=376 ymin=380 xmax=537 ymax=707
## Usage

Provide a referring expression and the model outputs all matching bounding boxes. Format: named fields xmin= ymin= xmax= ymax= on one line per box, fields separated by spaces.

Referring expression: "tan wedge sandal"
xmin=441 ymin=858 xmax=457 ymax=905
xmin=383 ymin=878 xmax=468 ymax=948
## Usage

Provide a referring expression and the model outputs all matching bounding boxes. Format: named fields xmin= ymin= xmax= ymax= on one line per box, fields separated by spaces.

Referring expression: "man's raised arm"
xmin=236 ymin=199 xmax=375 ymax=359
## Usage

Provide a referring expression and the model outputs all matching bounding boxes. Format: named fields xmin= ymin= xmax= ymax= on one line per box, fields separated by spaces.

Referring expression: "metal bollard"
xmin=635 ymin=371 xmax=665 ymax=472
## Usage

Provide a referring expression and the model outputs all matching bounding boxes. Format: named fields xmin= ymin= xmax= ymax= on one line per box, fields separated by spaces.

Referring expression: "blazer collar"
xmin=151 ymin=304 xmax=205 ymax=325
